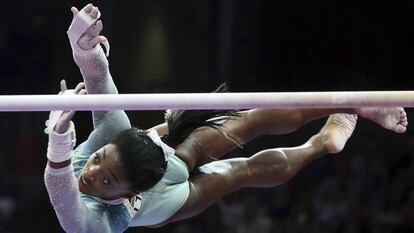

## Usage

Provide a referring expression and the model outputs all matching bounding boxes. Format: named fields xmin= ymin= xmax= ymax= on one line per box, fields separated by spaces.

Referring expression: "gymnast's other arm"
xmin=69 ymin=4 xmax=113 ymax=95
xmin=44 ymin=82 xmax=115 ymax=233
xmin=68 ymin=4 xmax=132 ymax=150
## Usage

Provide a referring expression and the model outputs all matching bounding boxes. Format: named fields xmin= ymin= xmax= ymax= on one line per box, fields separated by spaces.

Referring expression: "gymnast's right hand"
xmin=45 ymin=80 xmax=86 ymax=164
xmin=70 ymin=4 xmax=107 ymax=51
xmin=53 ymin=80 xmax=86 ymax=134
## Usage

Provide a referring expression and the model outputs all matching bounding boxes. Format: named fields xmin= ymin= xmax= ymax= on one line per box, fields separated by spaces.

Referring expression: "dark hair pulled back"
xmin=111 ymin=84 xmax=239 ymax=192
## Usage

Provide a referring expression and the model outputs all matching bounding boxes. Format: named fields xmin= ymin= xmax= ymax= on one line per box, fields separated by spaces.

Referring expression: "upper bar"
xmin=0 ymin=91 xmax=414 ymax=111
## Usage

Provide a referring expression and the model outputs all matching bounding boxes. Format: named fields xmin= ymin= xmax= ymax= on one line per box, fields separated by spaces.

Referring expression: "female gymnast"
xmin=44 ymin=4 xmax=408 ymax=232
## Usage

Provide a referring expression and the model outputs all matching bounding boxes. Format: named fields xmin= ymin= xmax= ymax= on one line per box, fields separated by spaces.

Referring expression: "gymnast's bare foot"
xmin=356 ymin=107 xmax=408 ymax=133
xmin=319 ymin=114 xmax=358 ymax=154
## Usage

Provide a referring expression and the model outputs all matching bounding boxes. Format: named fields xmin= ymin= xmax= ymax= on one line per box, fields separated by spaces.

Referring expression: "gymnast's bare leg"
xmin=173 ymin=107 xmax=407 ymax=169
xmin=159 ymin=113 xmax=357 ymax=225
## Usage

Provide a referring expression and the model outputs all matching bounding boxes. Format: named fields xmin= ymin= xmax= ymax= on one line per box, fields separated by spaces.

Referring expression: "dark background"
xmin=0 ymin=1 xmax=413 ymax=232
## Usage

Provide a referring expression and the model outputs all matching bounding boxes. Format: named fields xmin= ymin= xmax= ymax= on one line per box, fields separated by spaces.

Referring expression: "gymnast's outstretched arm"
xmin=44 ymin=82 xmax=127 ymax=233
xmin=68 ymin=4 xmax=131 ymax=150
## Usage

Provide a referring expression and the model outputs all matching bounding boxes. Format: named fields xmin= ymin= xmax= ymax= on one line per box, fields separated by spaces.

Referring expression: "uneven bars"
xmin=0 ymin=91 xmax=414 ymax=111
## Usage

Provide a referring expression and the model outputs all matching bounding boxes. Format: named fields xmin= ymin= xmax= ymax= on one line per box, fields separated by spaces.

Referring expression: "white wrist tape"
xmin=45 ymin=110 xmax=64 ymax=135
xmin=67 ymin=7 xmax=110 ymax=57
xmin=47 ymin=121 xmax=76 ymax=163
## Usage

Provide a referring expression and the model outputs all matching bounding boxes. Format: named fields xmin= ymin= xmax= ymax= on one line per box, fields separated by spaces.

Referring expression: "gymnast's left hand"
xmin=53 ymin=80 xmax=86 ymax=134
xmin=71 ymin=4 xmax=107 ymax=51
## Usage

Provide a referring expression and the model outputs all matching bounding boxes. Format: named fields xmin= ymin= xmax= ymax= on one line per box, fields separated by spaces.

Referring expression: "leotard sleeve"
xmin=72 ymin=44 xmax=131 ymax=152
xmin=44 ymin=164 xmax=131 ymax=233
xmin=44 ymin=122 xmax=132 ymax=233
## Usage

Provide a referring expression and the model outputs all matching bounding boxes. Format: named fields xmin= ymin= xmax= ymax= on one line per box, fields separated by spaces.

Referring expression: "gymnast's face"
xmin=78 ymin=144 xmax=136 ymax=200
